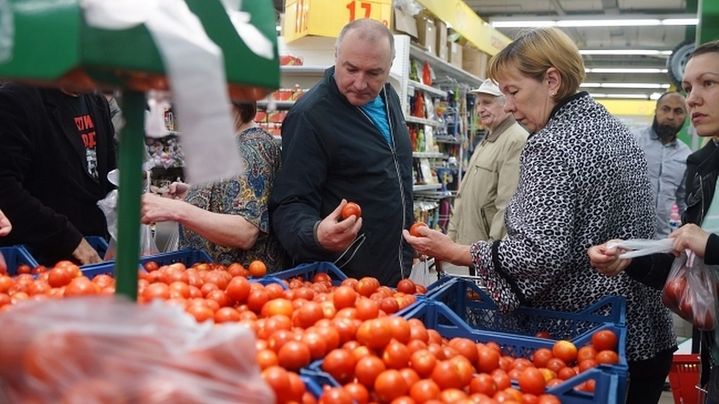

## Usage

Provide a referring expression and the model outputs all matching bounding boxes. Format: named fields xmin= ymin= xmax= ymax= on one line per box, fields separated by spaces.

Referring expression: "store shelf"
xmin=406 ymin=115 xmax=444 ymax=127
xmin=413 ymin=183 xmax=443 ymax=192
xmin=410 ymin=44 xmax=483 ymax=88
xmin=257 ymin=100 xmax=295 ymax=109
xmin=434 ymin=135 xmax=461 ymax=144
xmin=408 ymin=79 xmax=448 ymax=98
xmin=413 ymin=152 xmax=446 ymax=159
xmin=280 ymin=65 xmax=329 ymax=76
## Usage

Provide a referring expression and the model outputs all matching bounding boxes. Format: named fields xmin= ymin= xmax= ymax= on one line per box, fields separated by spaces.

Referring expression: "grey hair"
xmin=335 ymin=19 xmax=395 ymax=60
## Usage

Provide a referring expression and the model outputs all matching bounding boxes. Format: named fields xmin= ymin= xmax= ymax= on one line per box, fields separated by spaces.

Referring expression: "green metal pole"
xmin=697 ymin=0 xmax=719 ymax=44
xmin=115 ymin=90 xmax=145 ymax=300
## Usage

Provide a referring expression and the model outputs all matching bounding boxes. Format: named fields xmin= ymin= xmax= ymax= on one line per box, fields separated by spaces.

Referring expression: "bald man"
xmin=633 ymin=92 xmax=691 ymax=238
xmin=270 ymin=19 xmax=414 ymax=285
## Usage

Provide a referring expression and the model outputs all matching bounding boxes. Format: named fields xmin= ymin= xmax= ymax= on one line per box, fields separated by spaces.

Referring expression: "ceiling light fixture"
xmin=590 ymin=93 xmax=650 ymax=99
xmin=586 ymin=68 xmax=669 ymax=74
xmin=579 ymin=49 xmax=673 ymax=56
xmin=581 ymin=82 xmax=671 ymax=89
xmin=490 ymin=14 xmax=697 ymax=29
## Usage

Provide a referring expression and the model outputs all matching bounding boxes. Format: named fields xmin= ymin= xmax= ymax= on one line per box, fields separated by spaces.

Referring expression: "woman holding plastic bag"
xmin=589 ymin=40 xmax=719 ymax=401
xmin=140 ymin=101 xmax=287 ymax=272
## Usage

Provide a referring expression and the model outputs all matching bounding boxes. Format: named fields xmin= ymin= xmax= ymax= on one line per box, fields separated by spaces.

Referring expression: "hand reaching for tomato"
xmin=0 ymin=209 xmax=11 ymax=237
xmin=316 ymin=199 xmax=363 ymax=252
xmin=72 ymin=238 xmax=102 ymax=265
xmin=402 ymin=226 xmax=472 ymax=266
xmin=586 ymin=241 xmax=632 ymax=277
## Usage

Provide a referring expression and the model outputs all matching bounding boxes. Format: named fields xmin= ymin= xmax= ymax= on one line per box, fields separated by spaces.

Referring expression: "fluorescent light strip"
xmin=491 ymin=18 xmax=697 ymax=28
xmin=586 ymin=68 xmax=668 ymax=74
xmin=580 ymin=49 xmax=673 ymax=56
xmin=581 ymin=82 xmax=671 ymax=89
xmin=590 ymin=93 xmax=651 ymax=99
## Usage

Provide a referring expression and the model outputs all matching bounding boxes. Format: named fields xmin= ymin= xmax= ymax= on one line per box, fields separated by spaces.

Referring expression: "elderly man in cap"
xmin=444 ymin=79 xmax=528 ymax=275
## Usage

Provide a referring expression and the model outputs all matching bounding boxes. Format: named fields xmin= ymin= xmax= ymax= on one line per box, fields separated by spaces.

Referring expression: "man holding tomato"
xmin=0 ymin=83 xmax=116 ymax=265
xmin=270 ymin=19 xmax=414 ymax=286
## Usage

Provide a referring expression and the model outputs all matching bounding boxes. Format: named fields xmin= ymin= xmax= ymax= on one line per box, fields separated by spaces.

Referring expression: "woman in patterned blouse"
xmin=404 ymin=27 xmax=675 ymax=403
xmin=141 ymin=102 xmax=287 ymax=272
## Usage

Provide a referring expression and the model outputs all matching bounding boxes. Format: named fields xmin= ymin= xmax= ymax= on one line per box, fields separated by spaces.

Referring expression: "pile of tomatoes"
xmin=311 ymin=322 xmax=619 ymax=404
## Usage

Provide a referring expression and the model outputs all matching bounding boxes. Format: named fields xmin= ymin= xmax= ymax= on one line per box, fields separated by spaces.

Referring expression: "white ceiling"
xmin=464 ymin=0 xmax=694 ymax=98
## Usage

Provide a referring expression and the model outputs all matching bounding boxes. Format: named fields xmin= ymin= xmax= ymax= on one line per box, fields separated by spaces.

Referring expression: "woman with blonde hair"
xmin=404 ymin=27 xmax=675 ymax=402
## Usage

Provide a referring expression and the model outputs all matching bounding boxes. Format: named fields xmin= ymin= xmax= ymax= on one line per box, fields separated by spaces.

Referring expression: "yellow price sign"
xmin=284 ymin=0 xmax=392 ymax=43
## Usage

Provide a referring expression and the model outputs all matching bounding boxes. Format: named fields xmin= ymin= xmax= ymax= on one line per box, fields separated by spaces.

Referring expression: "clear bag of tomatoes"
xmin=662 ymin=250 xmax=719 ymax=330
xmin=0 ymin=296 xmax=274 ymax=403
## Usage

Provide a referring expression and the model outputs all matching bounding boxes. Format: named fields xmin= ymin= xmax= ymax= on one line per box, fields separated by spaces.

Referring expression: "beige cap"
xmin=470 ymin=79 xmax=502 ymax=97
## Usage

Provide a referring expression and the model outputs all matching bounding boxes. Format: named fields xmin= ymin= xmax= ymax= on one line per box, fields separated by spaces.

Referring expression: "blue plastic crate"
xmin=426 ymin=277 xmax=626 ymax=338
xmin=0 ymin=246 xmax=39 ymax=275
xmin=81 ymin=248 xmax=213 ymax=278
xmin=270 ymin=262 xmax=348 ymax=285
xmin=402 ymin=300 xmax=627 ymax=403
xmin=299 ymin=373 xmax=324 ymax=399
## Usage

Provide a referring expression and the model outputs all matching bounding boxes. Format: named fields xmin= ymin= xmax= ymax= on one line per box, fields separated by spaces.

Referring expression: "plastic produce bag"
xmin=410 ymin=258 xmax=436 ymax=287
xmin=605 ymin=238 xmax=674 ymax=259
xmin=662 ymin=251 xmax=718 ymax=330
xmin=0 ymin=296 xmax=274 ymax=403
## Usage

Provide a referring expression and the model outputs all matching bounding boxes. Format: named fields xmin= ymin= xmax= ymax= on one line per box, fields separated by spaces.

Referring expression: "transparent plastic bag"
xmin=98 ymin=190 xmax=159 ymax=260
xmin=662 ymin=251 xmax=718 ymax=330
xmin=0 ymin=296 xmax=274 ymax=403
xmin=605 ymin=238 xmax=674 ymax=259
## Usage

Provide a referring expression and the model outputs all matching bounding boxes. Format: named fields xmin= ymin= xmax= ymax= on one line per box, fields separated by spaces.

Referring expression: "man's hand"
xmin=316 ymin=200 xmax=363 ymax=252
xmin=587 ymin=241 xmax=631 ymax=277
xmin=0 ymin=209 xmax=11 ymax=237
xmin=670 ymin=223 xmax=710 ymax=258
xmin=72 ymin=238 xmax=102 ymax=265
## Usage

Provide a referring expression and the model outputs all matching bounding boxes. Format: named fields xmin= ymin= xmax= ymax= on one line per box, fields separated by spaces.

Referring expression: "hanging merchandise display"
xmin=0 ymin=0 xmax=279 ymax=298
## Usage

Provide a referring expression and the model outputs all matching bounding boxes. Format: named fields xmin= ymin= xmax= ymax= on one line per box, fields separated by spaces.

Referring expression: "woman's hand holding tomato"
xmin=402 ymin=225 xmax=473 ymax=266
xmin=316 ymin=199 xmax=363 ymax=252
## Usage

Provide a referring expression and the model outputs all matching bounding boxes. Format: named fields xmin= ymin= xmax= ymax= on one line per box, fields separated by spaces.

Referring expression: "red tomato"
xmin=535 ymin=330 xmax=553 ymax=339
xmin=552 ymin=340 xmax=578 ymax=365
xmin=374 ymin=369 xmax=408 ymax=402
xmin=382 ymin=340 xmax=410 ymax=369
xmin=354 ymin=355 xmax=386 ymax=388
xmin=323 ymin=348 xmax=356 ymax=384
xmin=469 ymin=373 xmax=498 ymax=396
xmin=396 ymin=279 xmax=417 ymax=294
xmin=248 ymin=260 xmax=267 ymax=277
xmin=532 ymin=348 xmax=553 ymax=368
xmin=261 ymin=366 xmax=292 ymax=403
xmin=518 ymin=368 xmax=547 ymax=395
xmin=342 ymin=383 xmax=369 ymax=404
xmin=340 ymin=202 xmax=362 ymax=220
xmin=319 ymin=387 xmax=353 ymax=404
xmin=595 ymin=350 xmax=619 ymax=365
xmin=277 ymin=341 xmax=311 ymax=371
xmin=333 ymin=286 xmax=358 ymax=310
xmin=409 ymin=222 xmax=427 ymax=237
xmin=410 ymin=379 xmax=441 ymax=403
xmin=591 ymin=329 xmax=618 ymax=352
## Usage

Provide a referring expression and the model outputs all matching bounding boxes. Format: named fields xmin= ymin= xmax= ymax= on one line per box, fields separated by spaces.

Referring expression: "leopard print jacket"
xmin=470 ymin=92 xmax=676 ymax=362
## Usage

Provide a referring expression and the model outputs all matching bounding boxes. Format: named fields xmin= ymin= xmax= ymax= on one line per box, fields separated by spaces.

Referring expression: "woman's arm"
xmin=141 ymin=193 xmax=260 ymax=250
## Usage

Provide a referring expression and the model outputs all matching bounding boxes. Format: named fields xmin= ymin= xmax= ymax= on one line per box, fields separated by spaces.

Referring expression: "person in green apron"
xmin=589 ymin=39 xmax=719 ymax=402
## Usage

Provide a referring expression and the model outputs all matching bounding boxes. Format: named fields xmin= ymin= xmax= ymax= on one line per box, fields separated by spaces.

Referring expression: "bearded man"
xmin=634 ymin=91 xmax=691 ymax=238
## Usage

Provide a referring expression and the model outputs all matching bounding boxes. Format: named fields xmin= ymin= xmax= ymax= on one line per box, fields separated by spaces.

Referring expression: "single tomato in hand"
xmin=341 ymin=202 xmax=362 ymax=220
xmin=409 ymin=222 xmax=428 ymax=237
